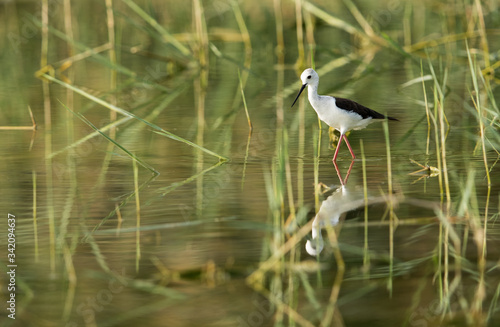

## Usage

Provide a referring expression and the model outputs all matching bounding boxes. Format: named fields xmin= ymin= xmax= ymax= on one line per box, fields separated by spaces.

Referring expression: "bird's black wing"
xmin=335 ymin=97 xmax=399 ymax=121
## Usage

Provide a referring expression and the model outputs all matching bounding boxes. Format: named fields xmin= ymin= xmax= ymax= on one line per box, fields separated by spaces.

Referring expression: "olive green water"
xmin=1 ymin=1 xmax=499 ymax=326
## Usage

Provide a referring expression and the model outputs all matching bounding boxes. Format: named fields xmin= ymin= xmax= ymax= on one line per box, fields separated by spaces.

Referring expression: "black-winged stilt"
xmin=291 ymin=68 xmax=398 ymax=161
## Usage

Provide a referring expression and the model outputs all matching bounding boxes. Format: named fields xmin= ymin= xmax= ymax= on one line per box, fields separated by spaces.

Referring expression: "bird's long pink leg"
xmin=332 ymin=134 xmax=344 ymax=162
xmin=343 ymin=135 xmax=356 ymax=160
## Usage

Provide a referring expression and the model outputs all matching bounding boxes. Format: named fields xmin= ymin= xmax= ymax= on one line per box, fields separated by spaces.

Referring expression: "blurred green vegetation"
xmin=0 ymin=0 xmax=499 ymax=326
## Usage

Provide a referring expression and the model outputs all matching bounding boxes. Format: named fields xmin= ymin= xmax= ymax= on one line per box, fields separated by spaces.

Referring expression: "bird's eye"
xmin=307 ymin=75 xmax=311 ymax=79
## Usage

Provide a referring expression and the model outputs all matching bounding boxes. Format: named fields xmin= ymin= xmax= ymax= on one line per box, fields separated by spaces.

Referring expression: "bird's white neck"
xmin=307 ymin=83 xmax=332 ymax=118
xmin=307 ymin=83 xmax=319 ymax=101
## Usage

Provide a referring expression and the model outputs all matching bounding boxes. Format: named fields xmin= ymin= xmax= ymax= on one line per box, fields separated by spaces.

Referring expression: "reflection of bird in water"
xmin=306 ymin=185 xmax=392 ymax=256
xmin=333 ymin=160 xmax=354 ymax=186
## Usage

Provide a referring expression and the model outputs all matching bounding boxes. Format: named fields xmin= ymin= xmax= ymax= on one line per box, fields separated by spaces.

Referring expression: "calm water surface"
xmin=1 ymin=1 xmax=499 ymax=326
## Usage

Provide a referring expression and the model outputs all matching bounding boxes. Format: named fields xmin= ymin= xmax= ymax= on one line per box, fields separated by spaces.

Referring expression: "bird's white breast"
xmin=309 ymin=95 xmax=373 ymax=134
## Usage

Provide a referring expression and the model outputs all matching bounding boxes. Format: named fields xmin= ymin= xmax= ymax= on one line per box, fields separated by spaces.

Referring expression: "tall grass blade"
xmin=133 ymin=159 xmax=141 ymax=273
xmin=303 ymin=1 xmax=360 ymax=36
xmin=48 ymin=116 xmax=132 ymax=159
xmin=30 ymin=14 xmax=137 ymax=78
xmin=32 ymin=170 xmax=39 ymax=263
xmin=43 ymin=74 xmax=228 ymax=162
xmin=60 ymin=101 xmax=159 ymax=175
xmin=122 ymin=0 xmax=191 ymax=57
xmin=360 ymin=140 xmax=370 ymax=277
xmin=383 ymin=119 xmax=395 ymax=296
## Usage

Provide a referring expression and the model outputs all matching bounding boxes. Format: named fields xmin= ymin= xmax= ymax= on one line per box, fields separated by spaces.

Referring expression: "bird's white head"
xmin=291 ymin=68 xmax=319 ymax=107
xmin=300 ymin=68 xmax=319 ymax=87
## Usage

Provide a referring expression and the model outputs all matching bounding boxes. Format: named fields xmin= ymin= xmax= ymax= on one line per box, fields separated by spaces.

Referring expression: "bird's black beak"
xmin=291 ymin=83 xmax=307 ymax=107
